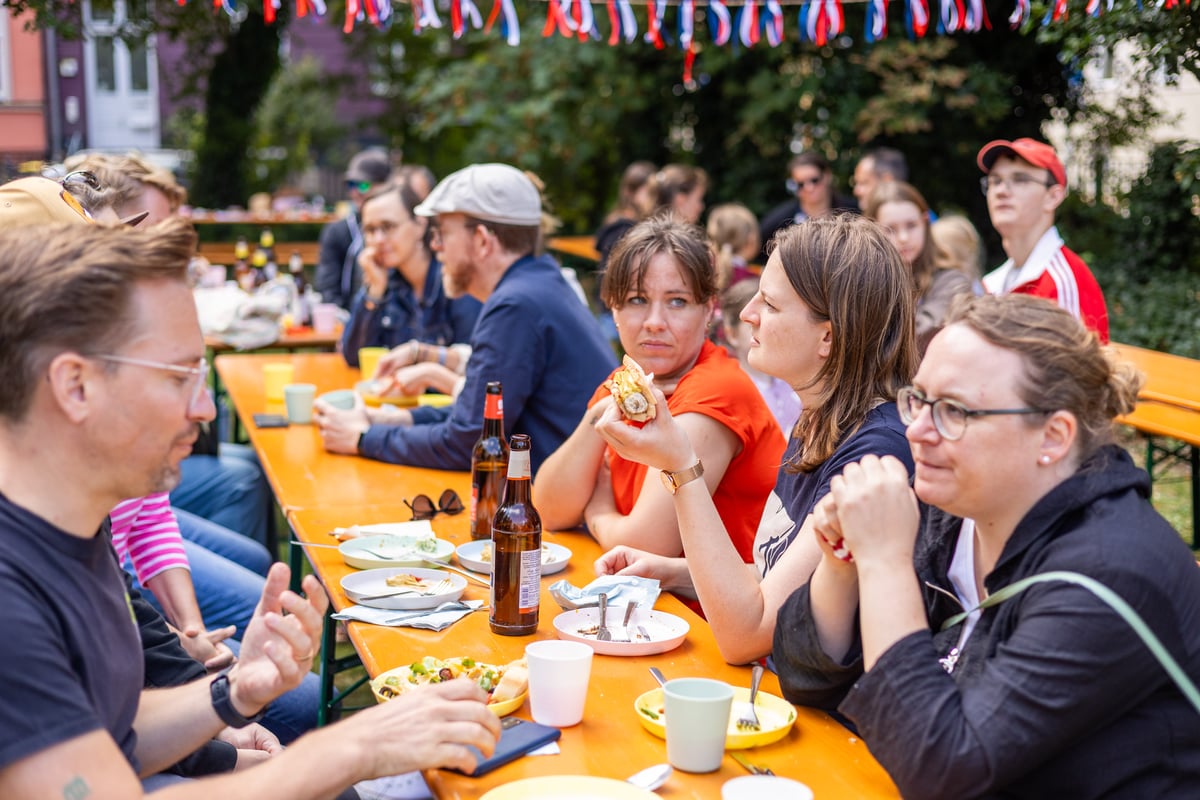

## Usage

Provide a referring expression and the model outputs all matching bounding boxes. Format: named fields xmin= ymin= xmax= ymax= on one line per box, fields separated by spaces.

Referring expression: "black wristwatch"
xmin=210 ymin=670 xmax=266 ymax=729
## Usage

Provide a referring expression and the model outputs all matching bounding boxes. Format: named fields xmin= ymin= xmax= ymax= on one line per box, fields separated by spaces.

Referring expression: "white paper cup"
xmin=722 ymin=775 xmax=814 ymax=800
xmin=664 ymin=678 xmax=734 ymax=773
xmin=525 ymin=640 xmax=593 ymax=727
xmin=283 ymin=383 xmax=317 ymax=424
xmin=312 ymin=302 xmax=339 ymax=334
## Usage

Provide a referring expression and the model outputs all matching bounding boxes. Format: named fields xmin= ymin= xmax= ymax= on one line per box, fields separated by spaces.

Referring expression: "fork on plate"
xmin=358 ymin=577 xmax=453 ymax=602
xmin=735 ymin=663 xmax=764 ymax=731
xmin=597 ymin=593 xmax=613 ymax=642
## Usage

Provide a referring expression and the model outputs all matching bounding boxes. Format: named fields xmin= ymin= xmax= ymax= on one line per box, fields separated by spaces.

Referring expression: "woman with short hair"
xmin=536 ymin=216 xmax=784 ymax=591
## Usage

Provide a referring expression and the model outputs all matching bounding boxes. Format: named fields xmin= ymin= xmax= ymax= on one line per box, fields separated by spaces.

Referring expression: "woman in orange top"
xmin=536 ymin=216 xmax=783 ymax=570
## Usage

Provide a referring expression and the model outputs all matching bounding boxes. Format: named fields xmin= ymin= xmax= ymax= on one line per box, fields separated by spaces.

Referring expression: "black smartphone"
xmin=252 ymin=413 xmax=290 ymax=428
xmin=452 ymin=717 xmax=561 ymax=777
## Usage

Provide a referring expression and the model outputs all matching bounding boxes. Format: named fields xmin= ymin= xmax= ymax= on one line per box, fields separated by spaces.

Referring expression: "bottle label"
xmin=485 ymin=393 xmax=504 ymax=421
xmin=469 ymin=485 xmax=478 ymax=523
xmin=506 ymin=451 xmax=531 ymax=480
xmin=518 ymin=548 xmax=541 ymax=614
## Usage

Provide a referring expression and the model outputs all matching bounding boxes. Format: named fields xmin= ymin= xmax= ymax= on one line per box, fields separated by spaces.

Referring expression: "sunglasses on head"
xmin=404 ymin=488 xmax=465 ymax=521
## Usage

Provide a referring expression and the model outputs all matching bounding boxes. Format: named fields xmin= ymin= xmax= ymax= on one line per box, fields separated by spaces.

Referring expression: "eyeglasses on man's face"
xmin=979 ymin=173 xmax=1057 ymax=196
xmin=786 ymin=174 xmax=826 ymax=193
xmin=428 ymin=219 xmax=490 ymax=249
xmin=92 ymin=354 xmax=211 ymax=408
xmin=404 ymin=488 xmax=465 ymax=521
xmin=897 ymin=385 xmax=1050 ymax=441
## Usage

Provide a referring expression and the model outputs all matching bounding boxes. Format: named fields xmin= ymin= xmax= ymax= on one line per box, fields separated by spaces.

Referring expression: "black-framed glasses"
xmin=979 ymin=173 xmax=1056 ymax=195
xmin=404 ymin=488 xmax=465 ymax=520
xmin=897 ymin=385 xmax=1051 ymax=442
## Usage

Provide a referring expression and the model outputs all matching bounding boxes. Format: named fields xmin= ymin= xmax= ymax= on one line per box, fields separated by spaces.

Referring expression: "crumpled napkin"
xmin=548 ymin=575 xmax=660 ymax=611
xmin=332 ymin=600 xmax=484 ymax=631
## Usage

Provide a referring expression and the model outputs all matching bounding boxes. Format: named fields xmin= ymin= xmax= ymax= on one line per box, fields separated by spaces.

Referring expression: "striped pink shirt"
xmin=109 ymin=493 xmax=191 ymax=583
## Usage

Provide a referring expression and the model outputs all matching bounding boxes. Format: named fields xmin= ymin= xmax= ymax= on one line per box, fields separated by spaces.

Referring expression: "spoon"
xmin=649 ymin=666 xmax=667 ymax=687
xmin=626 ymin=763 xmax=673 ymax=792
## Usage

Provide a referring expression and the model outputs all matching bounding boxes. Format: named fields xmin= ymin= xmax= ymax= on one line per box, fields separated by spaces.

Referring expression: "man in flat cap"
xmin=314 ymin=163 xmax=616 ymax=474
xmin=977 ymin=137 xmax=1109 ymax=342
xmin=315 ymin=148 xmax=393 ymax=310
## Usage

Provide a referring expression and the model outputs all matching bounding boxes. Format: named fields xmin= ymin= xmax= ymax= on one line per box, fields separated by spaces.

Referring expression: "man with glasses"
xmin=316 ymin=148 xmax=393 ymax=310
xmin=977 ymin=138 xmax=1109 ymax=342
xmin=314 ymin=163 xmax=617 ymax=474
xmin=0 ymin=217 xmax=500 ymax=798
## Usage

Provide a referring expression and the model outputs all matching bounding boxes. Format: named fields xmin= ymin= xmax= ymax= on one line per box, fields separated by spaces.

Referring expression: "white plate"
xmin=340 ymin=567 xmax=467 ymax=610
xmin=455 ymin=540 xmax=571 ymax=576
xmin=553 ymin=608 xmax=689 ymax=656
xmin=339 ymin=534 xmax=455 ymax=570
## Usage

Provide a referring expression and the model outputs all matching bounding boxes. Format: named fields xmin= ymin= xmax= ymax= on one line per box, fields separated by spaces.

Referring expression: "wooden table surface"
xmin=206 ymin=327 xmax=342 ymax=355
xmin=219 ymin=351 xmax=900 ymax=798
xmin=1112 ymin=342 xmax=1200 ymax=413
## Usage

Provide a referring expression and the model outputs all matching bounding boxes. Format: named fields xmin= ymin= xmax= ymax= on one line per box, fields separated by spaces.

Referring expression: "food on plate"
xmin=385 ymin=573 xmax=434 ymax=588
xmin=606 ymin=355 xmax=656 ymax=422
xmin=376 ymin=656 xmax=528 ymax=705
xmin=479 ymin=542 xmax=556 ymax=564
xmin=637 ymin=700 xmax=792 ymax=733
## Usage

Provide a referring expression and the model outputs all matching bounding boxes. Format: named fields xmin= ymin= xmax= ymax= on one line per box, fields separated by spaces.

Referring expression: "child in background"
xmin=720 ymin=278 xmax=800 ymax=438
xmin=930 ymin=214 xmax=985 ymax=282
xmin=707 ymin=203 xmax=760 ymax=289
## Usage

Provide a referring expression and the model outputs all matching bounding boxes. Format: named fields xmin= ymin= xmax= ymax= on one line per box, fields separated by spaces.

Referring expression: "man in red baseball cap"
xmin=977 ymin=137 xmax=1109 ymax=342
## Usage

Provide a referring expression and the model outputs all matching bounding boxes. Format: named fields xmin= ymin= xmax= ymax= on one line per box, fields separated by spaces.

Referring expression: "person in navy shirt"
xmin=314 ymin=163 xmax=616 ymax=474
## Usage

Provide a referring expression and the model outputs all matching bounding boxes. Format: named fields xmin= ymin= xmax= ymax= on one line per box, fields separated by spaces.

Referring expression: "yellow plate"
xmin=370 ymin=660 xmax=527 ymax=717
xmin=634 ymin=686 xmax=797 ymax=749
xmin=480 ymin=776 xmax=657 ymax=799
xmin=355 ymin=380 xmax=418 ymax=408
xmin=417 ymin=393 xmax=453 ymax=408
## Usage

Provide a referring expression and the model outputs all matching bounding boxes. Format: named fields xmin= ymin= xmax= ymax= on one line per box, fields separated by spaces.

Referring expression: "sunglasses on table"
xmin=404 ymin=489 xmax=465 ymax=520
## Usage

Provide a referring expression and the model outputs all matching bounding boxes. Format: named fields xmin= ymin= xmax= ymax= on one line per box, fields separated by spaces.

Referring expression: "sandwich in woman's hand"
xmin=606 ymin=355 xmax=657 ymax=422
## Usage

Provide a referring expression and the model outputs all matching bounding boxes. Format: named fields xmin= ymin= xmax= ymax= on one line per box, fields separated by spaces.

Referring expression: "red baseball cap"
xmin=977 ymin=138 xmax=1066 ymax=186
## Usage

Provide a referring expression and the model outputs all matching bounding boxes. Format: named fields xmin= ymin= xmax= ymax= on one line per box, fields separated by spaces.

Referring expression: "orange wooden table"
xmin=1112 ymin=342 xmax=1200 ymax=413
xmin=218 ymin=352 xmax=900 ymax=797
xmin=289 ymin=502 xmax=899 ymax=799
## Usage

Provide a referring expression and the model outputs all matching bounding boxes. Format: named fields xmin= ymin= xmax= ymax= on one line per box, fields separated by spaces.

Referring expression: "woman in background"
xmin=652 ymin=164 xmax=708 ymax=225
xmin=707 ymin=203 xmax=760 ymax=289
xmin=864 ymin=181 xmax=974 ymax=353
xmin=720 ymin=278 xmax=800 ymax=436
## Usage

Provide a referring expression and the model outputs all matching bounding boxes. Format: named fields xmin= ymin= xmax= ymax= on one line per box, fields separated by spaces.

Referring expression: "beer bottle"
xmin=490 ymin=434 xmax=540 ymax=636
xmin=469 ymin=382 xmax=508 ymax=541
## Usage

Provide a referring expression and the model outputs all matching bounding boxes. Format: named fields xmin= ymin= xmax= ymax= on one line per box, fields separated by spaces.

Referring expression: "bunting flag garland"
xmin=196 ymin=0 xmax=1193 ymax=48
xmin=451 ymin=0 xmax=484 ymax=36
xmin=1007 ymin=0 xmax=1029 ymax=26
xmin=644 ymin=0 xmax=667 ymax=48
xmin=483 ymin=0 xmax=521 ymax=44
xmin=799 ymin=0 xmax=843 ymax=45
xmin=542 ymin=0 xmax=573 ymax=36
xmin=1042 ymin=0 xmax=1069 ymax=23
xmin=762 ymin=0 xmax=786 ymax=45
xmin=908 ymin=0 xmax=931 ymax=36
xmin=734 ymin=0 xmax=760 ymax=46
xmin=864 ymin=0 xmax=887 ymax=41
xmin=679 ymin=0 xmax=696 ymax=45
xmin=707 ymin=0 xmax=733 ymax=45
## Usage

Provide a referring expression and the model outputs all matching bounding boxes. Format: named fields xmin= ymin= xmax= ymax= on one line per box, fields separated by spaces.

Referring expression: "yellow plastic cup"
xmin=358 ymin=347 xmax=388 ymax=380
xmin=263 ymin=363 xmax=295 ymax=403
